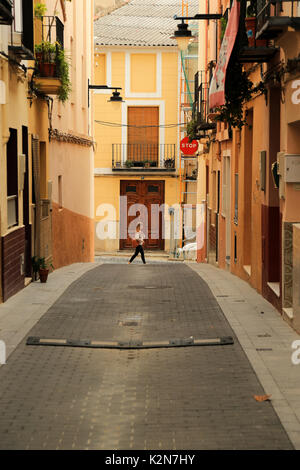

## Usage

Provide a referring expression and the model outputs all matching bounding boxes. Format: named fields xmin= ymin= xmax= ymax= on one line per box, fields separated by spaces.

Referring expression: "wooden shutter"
xmin=127 ymin=107 xmax=159 ymax=163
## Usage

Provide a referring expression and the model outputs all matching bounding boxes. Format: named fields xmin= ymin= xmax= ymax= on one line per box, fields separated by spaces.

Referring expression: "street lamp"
xmin=88 ymin=79 xmax=123 ymax=107
xmin=171 ymin=19 xmax=193 ymax=52
xmin=172 ymin=13 xmax=222 ymax=51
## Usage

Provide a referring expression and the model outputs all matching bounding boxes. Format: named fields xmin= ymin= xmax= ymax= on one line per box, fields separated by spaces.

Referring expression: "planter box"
xmin=34 ymin=77 xmax=62 ymax=95
xmin=39 ymin=268 xmax=49 ymax=283
xmin=38 ymin=62 xmax=56 ymax=78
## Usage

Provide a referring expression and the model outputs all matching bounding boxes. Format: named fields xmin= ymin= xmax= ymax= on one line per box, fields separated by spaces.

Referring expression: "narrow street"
xmin=0 ymin=262 xmax=294 ymax=450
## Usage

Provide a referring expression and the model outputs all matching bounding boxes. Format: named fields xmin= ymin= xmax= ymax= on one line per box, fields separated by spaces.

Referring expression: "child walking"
xmin=128 ymin=224 xmax=146 ymax=264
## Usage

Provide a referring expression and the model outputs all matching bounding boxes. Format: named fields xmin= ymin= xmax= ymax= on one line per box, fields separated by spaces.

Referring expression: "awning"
xmin=209 ymin=1 xmax=240 ymax=110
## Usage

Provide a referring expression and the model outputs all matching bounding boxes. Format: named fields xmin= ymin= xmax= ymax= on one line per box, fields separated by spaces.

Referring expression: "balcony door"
xmin=127 ymin=106 xmax=159 ymax=165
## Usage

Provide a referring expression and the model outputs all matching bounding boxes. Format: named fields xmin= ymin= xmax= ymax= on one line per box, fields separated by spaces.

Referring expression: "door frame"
xmin=119 ymin=180 xmax=165 ymax=251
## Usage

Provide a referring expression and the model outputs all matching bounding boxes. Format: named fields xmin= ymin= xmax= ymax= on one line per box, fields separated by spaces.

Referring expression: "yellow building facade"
xmin=0 ymin=0 xmax=94 ymax=302
xmin=93 ymin=1 xmax=197 ymax=254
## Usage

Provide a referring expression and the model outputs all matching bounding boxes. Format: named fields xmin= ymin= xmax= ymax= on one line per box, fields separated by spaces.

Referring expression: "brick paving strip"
xmin=0 ymin=263 xmax=294 ymax=449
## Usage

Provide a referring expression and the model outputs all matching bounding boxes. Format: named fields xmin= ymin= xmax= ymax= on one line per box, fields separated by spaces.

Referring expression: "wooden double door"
xmin=120 ymin=180 xmax=165 ymax=250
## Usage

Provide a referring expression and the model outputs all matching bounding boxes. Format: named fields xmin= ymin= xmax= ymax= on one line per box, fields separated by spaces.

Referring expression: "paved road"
xmin=0 ymin=263 xmax=293 ymax=449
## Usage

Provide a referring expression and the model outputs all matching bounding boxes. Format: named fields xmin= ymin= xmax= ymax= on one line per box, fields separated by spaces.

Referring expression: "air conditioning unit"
xmin=10 ymin=31 xmax=22 ymax=47
xmin=280 ymin=154 xmax=300 ymax=183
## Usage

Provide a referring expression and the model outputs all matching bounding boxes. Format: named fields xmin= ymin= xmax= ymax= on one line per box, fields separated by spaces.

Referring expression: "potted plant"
xmin=164 ymin=158 xmax=175 ymax=169
xmin=34 ymin=42 xmax=71 ymax=102
xmin=144 ymin=160 xmax=151 ymax=168
xmin=214 ymin=59 xmax=266 ymax=129
xmin=34 ymin=2 xmax=47 ymax=20
xmin=56 ymin=45 xmax=72 ymax=103
xmin=35 ymin=41 xmax=57 ymax=77
xmin=125 ymin=160 xmax=134 ymax=168
xmin=245 ymin=0 xmax=267 ymax=47
xmin=31 ymin=256 xmax=54 ymax=283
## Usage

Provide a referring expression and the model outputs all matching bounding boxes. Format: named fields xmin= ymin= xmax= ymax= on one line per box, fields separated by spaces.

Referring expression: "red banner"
xmin=209 ymin=1 xmax=240 ymax=110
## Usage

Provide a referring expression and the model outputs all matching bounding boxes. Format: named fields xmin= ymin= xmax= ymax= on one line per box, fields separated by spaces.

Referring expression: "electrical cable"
xmin=95 ymin=120 xmax=186 ymax=128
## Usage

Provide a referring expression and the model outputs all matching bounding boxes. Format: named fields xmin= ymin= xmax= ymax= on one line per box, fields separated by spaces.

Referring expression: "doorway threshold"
xmin=24 ymin=277 xmax=32 ymax=287
xmin=243 ymin=265 xmax=251 ymax=277
xmin=283 ymin=307 xmax=294 ymax=320
xmin=267 ymin=282 xmax=280 ymax=298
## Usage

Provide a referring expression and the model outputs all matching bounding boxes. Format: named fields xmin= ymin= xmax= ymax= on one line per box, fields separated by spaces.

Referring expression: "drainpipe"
xmin=0 ymin=54 xmax=10 ymax=234
xmin=168 ymin=207 xmax=175 ymax=258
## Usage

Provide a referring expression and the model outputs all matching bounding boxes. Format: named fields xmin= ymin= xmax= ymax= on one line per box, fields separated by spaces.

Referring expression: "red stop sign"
xmin=180 ymin=136 xmax=198 ymax=155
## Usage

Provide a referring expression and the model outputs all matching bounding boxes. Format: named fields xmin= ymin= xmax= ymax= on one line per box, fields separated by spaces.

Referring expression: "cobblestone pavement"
xmin=0 ymin=263 xmax=293 ymax=449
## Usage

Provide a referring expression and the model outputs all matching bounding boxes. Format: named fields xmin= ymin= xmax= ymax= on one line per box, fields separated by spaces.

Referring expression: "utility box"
xmin=283 ymin=154 xmax=300 ymax=183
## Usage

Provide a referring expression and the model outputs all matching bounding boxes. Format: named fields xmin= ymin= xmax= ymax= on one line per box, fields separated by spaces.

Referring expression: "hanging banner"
xmin=209 ymin=0 xmax=240 ymax=110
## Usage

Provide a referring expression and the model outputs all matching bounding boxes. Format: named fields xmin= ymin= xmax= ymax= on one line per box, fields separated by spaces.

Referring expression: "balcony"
xmin=33 ymin=16 xmax=66 ymax=97
xmin=193 ymin=72 xmax=216 ymax=137
xmin=256 ymin=0 xmax=300 ymax=40
xmin=112 ymin=144 xmax=176 ymax=171
xmin=237 ymin=0 xmax=278 ymax=63
xmin=9 ymin=0 xmax=34 ymax=59
xmin=39 ymin=15 xmax=64 ymax=49
xmin=0 ymin=0 xmax=13 ymax=25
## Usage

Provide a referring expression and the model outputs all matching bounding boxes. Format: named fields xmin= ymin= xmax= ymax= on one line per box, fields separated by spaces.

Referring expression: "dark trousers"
xmin=129 ymin=245 xmax=146 ymax=264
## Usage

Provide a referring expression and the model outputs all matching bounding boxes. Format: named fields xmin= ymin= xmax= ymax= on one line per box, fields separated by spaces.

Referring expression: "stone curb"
xmin=0 ymin=262 xmax=99 ymax=363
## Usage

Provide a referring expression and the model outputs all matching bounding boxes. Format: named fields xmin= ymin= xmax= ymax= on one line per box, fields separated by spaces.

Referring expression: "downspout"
xmin=1 ymin=55 xmax=10 ymax=232
xmin=0 ymin=53 xmax=10 ymax=302
xmin=205 ymin=0 xmax=208 ymax=86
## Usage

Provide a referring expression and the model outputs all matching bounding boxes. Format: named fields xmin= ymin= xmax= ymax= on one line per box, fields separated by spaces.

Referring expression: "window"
xmin=13 ymin=0 xmax=22 ymax=32
xmin=126 ymin=185 xmax=136 ymax=192
xmin=58 ymin=175 xmax=63 ymax=208
xmin=127 ymin=107 xmax=159 ymax=163
xmin=234 ymin=173 xmax=238 ymax=225
xmin=222 ymin=155 xmax=230 ymax=218
xmin=0 ymin=0 xmax=13 ymax=25
xmin=7 ymin=128 xmax=18 ymax=228
xmin=10 ymin=0 xmax=34 ymax=56
xmin=148 ymin=185 xmax=159 ymax=193
xmin=130 ymin=54 xmax=157 ymax=93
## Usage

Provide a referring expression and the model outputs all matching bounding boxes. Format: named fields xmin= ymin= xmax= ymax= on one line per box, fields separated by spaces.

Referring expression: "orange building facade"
xmin=195 ymin=0 xmax=300 ymax=332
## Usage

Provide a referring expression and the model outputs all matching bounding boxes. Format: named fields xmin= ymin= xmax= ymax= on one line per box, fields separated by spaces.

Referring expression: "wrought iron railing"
xmin=257 ymin=0 xmax=299 ymax=37
xmin=193 ymin=71 xmax=216 ymax=131
xmin=112 ymin=144 xmax=176 ymax=169
xmin=41 ymin=16 xmax=64 ymax=49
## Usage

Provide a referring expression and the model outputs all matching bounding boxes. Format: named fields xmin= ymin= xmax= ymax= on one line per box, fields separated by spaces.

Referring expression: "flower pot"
xmin=245 ymin=17 xmax=267 ymax=47
xmin=39 ymin=62 xmax=56 ymax=78
xmin=164 ymin=160 xmax=175 ymax=169
xmin=39 ymin=268 xmax=49 ymax=283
